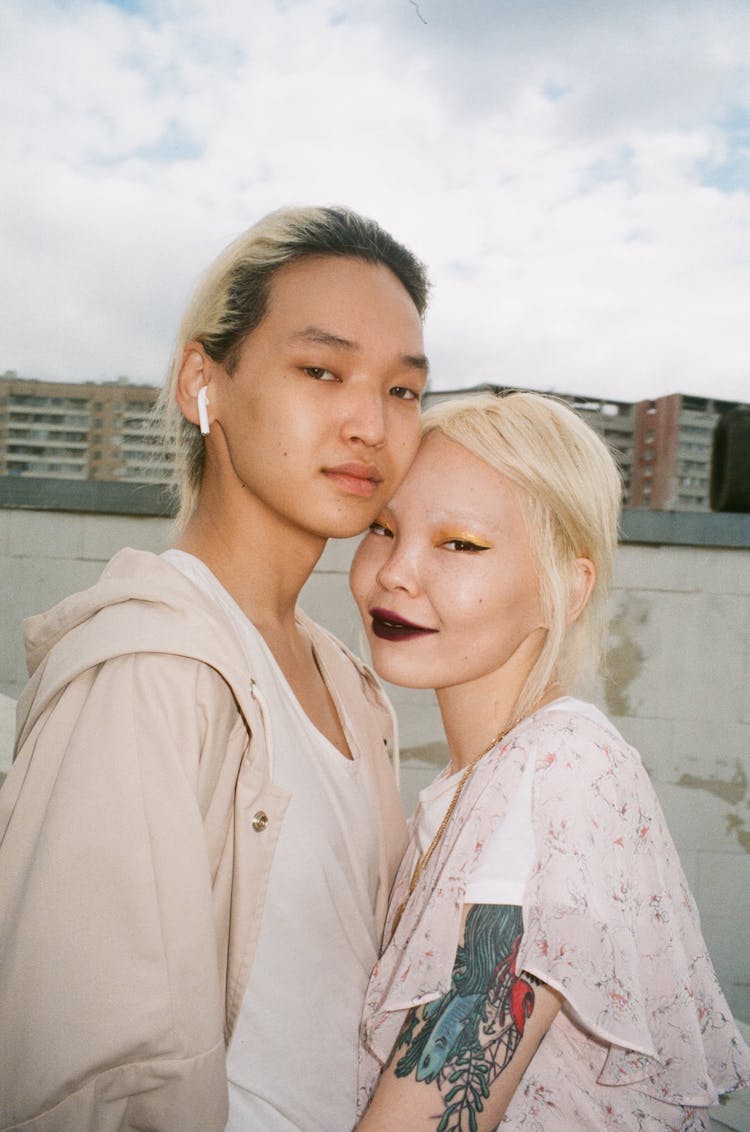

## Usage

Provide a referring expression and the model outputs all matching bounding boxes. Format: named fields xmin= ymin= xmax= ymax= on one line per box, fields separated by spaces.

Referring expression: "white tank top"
xmin=162 ymin=551 xmax=381 ymax=1132
xmin=414 ymin=698 xmax=609 ymax=907
xmin=414 ymin=742 xmax=536 ymax=907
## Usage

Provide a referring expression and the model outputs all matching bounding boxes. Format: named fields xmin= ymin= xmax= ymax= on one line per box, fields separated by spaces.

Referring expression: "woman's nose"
xmin=375 ymin=543 xmax=420 ymax=595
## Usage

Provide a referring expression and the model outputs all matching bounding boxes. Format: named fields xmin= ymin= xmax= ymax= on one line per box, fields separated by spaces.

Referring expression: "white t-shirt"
xmin=414 ymin=698 xmax=610 ymax=907
xmin=162 ymin=551 xmax=382 ymax=1132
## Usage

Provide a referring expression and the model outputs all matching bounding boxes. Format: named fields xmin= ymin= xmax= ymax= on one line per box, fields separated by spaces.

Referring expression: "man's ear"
xmin=567 ymin=558 xmax=595 ymax=625
xmin=175 ymin=342 xmax=212 ymax=429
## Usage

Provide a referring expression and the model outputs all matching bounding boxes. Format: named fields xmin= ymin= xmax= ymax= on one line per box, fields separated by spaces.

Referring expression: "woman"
xmin=351 ymin=392 xmax=750 ymax=1131
xmin=0 ymin=206 xmax=429 ymax=1132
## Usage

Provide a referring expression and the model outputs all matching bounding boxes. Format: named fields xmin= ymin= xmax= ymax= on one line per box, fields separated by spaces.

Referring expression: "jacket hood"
xmin=19 ymin=549 xmax=259 ymax=751
xmin=23 ymin=548 xmax=247 ymax=674
xmin=18 ymin=547 xmax=388 ymax=765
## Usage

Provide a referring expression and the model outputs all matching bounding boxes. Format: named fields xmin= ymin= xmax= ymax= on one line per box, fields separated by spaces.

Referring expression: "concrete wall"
xmin=1 ymin=499 xmax=749 ymax=1022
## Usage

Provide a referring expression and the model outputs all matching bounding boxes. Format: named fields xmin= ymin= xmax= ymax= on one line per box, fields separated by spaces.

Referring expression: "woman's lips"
xmin=323 ymin=462 xmax=382 ymax=497
xmin=370 ymin=607 xmax=438 ymax=642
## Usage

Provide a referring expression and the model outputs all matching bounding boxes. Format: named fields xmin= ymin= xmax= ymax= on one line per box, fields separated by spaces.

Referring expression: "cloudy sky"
xmin=1 ymin=0 xmax=749 ymax=402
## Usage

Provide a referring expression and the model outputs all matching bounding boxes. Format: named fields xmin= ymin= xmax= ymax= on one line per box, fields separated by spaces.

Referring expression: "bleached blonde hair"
xmin=421 ymin=391 xmax=621 ymax=718
xmin=155 ymin=205 xmax=429 ymax=527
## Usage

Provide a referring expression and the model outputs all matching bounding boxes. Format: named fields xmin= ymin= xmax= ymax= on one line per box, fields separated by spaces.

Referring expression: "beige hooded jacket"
xmin=0 ymin=549 xmax=406 ymax=1132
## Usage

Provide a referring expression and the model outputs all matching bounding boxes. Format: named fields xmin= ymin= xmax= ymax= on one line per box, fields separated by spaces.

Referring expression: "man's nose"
xmin=341 ymin=384 xmax=387 ymax=448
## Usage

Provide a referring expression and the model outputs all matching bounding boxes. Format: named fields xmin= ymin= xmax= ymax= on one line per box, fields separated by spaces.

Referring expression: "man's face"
xmin=208 ymin=254 xmax=428 ymax=541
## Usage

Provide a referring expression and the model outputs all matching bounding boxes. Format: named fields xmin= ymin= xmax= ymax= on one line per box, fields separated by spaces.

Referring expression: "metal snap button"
xmin=252 ymin=810 xmax=269 ymax=832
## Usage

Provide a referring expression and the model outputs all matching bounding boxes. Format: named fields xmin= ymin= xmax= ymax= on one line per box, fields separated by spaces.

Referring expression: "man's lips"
xmin=323 ymin=462 xmax=383 ymax=498
xmin=370 ymin=607 xmax=438 ymax=642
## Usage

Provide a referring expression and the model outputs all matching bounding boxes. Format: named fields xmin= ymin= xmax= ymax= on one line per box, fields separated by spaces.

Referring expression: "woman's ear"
xmin=567 ymin=558 xmax=595 ymax=624
xmin=176 ymin=342 xmax=212 ymax=430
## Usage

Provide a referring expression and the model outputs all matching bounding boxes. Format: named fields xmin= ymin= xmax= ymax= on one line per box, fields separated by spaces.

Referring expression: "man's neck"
xmin=175 ymin=476 xmax=326 ymax=634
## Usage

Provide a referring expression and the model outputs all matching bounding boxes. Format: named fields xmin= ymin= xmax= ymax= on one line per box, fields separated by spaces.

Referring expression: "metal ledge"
xmin=621 ymin=509 xmax=750 ymax=548
xmin=0 ymin=476 xmax=175 ymax=517
xmin=1 ymin=479 xmax=749 ymax=547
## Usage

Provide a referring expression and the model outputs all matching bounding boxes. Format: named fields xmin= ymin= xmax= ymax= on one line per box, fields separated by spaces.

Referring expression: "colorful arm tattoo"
xmin=391 ymin=904 xmax=535 ymax=1132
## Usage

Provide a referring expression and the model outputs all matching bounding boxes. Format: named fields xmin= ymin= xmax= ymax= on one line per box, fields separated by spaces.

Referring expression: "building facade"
xmin=425 ymin=387 xmax=750 ymax=512
xmin=0 ymin=373 xmax=172 ymax=483
xmin=424 ymin=387 xmax=636 ymax=504
xmin=628 ymin=394 xmax=742 ymax=511
xmin=1 ymin=374 xmax=746 ymax=510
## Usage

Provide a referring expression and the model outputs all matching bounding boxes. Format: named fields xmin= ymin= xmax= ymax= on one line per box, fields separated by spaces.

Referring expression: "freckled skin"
xmin=350 ymin=432 xmax=547 ymax=697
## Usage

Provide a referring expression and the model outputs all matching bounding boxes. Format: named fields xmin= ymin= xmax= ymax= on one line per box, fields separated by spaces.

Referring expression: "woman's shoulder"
xmin=522 ymin=697 xmax=634 ymax=757
xmin=516 ymin=698 xmax=672 ymax=863
xmin=515 ymin=697 xmax=650 ymax=798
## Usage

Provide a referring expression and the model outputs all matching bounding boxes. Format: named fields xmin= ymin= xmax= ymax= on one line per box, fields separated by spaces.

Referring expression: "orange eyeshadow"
xmin=434 ymin=531 xmax=494 ymax=548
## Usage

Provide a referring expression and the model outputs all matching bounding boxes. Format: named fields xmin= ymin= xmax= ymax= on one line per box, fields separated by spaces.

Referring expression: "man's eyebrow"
xmin=289 ymin=326 xmax=429 ymax=375
xmin=402 ymin=352 xmax=429 ymax=374
xmin=289 ymin=327 xmax=357 ymax=350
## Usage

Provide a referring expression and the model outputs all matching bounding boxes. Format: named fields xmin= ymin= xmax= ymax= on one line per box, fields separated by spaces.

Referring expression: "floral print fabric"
xmin=359 ymin=701 xmax=750 ymax=1128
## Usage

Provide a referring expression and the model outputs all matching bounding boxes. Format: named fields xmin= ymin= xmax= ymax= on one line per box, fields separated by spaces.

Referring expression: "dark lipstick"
xmin=370 ymin=607 xmax=438 ymax=642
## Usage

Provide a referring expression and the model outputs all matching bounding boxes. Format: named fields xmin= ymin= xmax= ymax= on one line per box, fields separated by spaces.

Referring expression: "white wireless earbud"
xmin=197 ymin=386 xmax=210 ymax=436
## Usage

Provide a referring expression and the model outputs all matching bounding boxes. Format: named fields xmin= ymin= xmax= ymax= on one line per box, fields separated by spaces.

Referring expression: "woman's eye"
xmin=441 ymin=539 xmax=490 ymax=553
xmin=369 ymin=521 xmax=394 ymax=538
xmin=389 ymin=385 xmax=421 ymax=401
xmin=303 ymin=366 xmax=337 ymax=382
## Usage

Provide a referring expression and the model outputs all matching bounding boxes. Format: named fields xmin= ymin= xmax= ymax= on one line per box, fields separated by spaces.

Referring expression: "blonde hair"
xmin=155 ymin=205 xmax=429 ymax=526
xmin=422 ymin=392 xmax=621 ymax=717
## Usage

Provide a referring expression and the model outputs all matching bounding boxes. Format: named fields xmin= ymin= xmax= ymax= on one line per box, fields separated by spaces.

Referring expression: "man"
xmin=0 ymin=206 xmax=429 ymax=1131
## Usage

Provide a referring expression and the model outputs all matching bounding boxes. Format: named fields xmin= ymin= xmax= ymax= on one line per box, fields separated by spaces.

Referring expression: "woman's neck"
xmin=436 ymin=635 xmax=559 ymax=772
xmin=437 ymin=687 xmax=523 ymax=773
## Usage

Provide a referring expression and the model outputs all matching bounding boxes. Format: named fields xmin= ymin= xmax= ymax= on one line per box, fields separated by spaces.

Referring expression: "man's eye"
xmin=304 ymin=366 xmax=337 ymax=381
xmin=441 ymin=539 xmax=490 ymax=553
xmin=389 ymin=386 xmax=421 ymax=401
xmin=369 ymin=521 xmax=393 ymax=538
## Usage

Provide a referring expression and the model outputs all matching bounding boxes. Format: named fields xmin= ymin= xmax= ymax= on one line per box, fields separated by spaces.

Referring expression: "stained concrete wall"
xmin=1 ymin=499 xmax=749 ymax=1022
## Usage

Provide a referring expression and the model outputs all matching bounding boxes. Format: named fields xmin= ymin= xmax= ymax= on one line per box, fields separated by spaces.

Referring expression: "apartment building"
xmin=1 ymin=375 xmax=745 ymax=510
xmin=0 ymin=373 xmax=173 ymax=483
xmin=629 ymin=394 xmax=742 ymax=511
xmin=424 ymin=387 xmax=635 ymax=504
xmin=559 ymin=394 xmax=635 ymax=506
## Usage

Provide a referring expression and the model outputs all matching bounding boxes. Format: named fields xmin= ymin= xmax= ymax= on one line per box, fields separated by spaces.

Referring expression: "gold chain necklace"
xmin=389 ymin=714 xmax=525 ymax=940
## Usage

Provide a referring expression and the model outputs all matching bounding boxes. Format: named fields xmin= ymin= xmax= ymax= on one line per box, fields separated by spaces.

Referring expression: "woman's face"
xmin=350 ymin=431 xmax=547 ymax=692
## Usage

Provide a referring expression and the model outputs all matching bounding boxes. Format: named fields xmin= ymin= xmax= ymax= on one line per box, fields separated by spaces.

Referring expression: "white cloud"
xmin=1 ymin=0 xmax=749 ymax=402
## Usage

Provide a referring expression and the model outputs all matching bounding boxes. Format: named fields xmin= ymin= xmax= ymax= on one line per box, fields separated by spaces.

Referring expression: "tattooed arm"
xmin=358 ymin=904 xmax=561 ymax=1132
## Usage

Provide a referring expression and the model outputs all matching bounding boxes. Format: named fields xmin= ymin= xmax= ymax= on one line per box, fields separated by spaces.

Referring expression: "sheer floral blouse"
xmin=359 ymin=699 xmax=750 ymax=1130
